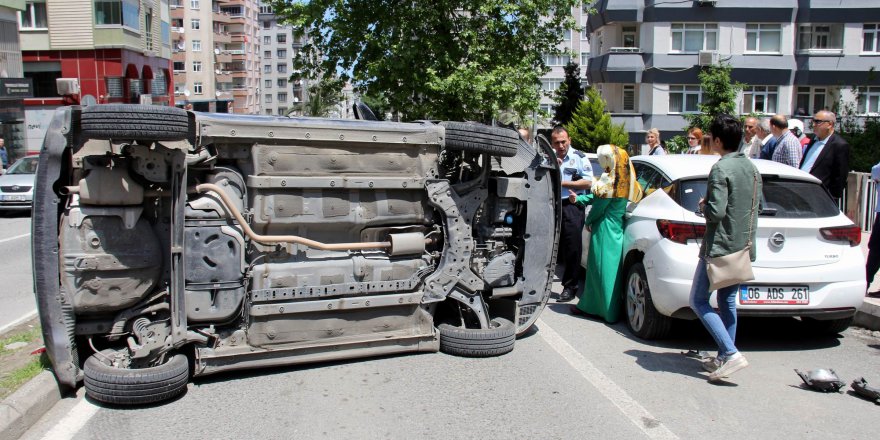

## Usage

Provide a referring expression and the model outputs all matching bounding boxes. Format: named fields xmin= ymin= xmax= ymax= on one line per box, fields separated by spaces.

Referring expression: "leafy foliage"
xmin=565 ymin=88 xmax=628 ymax=152
xmin=553 ymin=61 xmax=584 ymax=125
xmin=840 ymin=118 xmax=880 ymax=173
xmin=287 ymin=84 xmax=341 ymax=117
xmin=270 ymin=0 xmax=579 ymax=122
xmin=683 ymin=63 xmax=742 ymax=133
xmin=664 ymin=135 xmax=689 ymax=155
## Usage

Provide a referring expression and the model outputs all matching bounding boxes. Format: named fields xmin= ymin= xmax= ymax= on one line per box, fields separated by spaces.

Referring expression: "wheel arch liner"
xmin=32 ymin=106 xmax=80 ymax=390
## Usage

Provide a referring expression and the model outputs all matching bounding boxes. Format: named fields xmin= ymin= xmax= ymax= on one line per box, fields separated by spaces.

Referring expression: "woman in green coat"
xmin=569 ymin=144 xmax=641 ymax=323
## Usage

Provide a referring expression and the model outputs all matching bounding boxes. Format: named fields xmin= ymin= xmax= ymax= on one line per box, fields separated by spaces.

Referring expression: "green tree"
xmin=683 ymin=63 xmax=742 ymax=132
xmin=287 ymin=84 xmax=341 ymax=117
xmin=552 ymin=61 xmax=584 ymax=125
xmin=270 ymin=0 xmax=579 ymax=122
xmin=565 ymin=88 xmax=628 ymax=152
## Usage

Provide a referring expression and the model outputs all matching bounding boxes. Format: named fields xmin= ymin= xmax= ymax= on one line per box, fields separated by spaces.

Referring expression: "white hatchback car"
xmin=620 ymin=155 xmax=865 ymax=339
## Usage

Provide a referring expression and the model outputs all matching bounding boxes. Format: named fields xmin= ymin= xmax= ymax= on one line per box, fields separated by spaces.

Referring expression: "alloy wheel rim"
xmin=627 ymin=272 xmax=646 ymax=330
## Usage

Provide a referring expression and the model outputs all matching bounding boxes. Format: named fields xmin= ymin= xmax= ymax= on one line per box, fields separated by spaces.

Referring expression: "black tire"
xmin=803 ymin=316 xmax=854 ymax=335
xmin=440 ymin=121 xmax=519 ymax=157
xmin=81 ymin=104 xmax=190 ymax=141
xmin=625 ymin=262 xmax=673 ymax=340
xmin=83 ymin=349 xmax=189 ymax=405
xmin=438 ymin=318 xmax=516 ymax=357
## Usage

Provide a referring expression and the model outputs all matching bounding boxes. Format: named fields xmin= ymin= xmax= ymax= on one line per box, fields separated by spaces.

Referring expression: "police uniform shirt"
xmin=560 ymin=150 xmax=593 ymax=199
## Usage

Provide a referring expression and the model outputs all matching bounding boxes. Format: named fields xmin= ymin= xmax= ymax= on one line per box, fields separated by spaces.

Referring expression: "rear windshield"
xmin=677 ymin=177 xmax=840 ymax=219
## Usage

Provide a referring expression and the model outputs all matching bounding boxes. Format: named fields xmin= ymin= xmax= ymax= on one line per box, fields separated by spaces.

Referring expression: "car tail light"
xmin=656 ymin=220 xmax=706 ymax=244
xmin=820 ymin=225 xmax=861 ymax=246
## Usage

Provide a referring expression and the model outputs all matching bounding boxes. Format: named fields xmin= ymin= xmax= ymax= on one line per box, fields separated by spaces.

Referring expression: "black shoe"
xmin=557 ymin=289 xmax=575 ymax=302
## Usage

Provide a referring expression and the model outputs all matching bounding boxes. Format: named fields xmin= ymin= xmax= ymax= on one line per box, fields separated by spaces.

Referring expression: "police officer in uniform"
xmin=551 ymin=126 xmax=593 ymax=302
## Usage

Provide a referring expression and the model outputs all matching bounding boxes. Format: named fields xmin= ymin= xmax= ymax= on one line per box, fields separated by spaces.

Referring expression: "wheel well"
xmin=622 ymin=250 xmax=644 ymax=274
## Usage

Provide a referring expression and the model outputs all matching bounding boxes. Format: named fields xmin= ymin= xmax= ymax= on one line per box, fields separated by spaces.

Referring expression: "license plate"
xmin=739 ymin=285 xmax=810 ymax=305
xmin=1 ymin=195 xmax=26 ymax=201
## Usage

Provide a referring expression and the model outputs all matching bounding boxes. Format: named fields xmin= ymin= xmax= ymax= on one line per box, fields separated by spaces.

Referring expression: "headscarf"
xmin=592 ymin=144 xmax=643 ymax=202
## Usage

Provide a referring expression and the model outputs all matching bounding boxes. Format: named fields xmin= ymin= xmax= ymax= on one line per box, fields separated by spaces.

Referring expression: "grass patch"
xmin=0 ymin=326 xmax=43 ymax=356
xmin=0 ymin=352 xmax=51 ymax=400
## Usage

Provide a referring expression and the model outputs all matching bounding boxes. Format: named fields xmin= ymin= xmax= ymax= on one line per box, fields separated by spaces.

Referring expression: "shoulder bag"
xmin=706 ymin=169 xmax=758 ymax=291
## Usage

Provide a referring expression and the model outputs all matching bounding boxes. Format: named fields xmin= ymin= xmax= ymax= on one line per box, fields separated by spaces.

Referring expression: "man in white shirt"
xmin=799 ymin=110 xmax=851 ymax=204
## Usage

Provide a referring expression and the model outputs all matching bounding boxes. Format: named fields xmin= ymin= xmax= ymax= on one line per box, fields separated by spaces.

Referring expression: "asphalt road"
xmin=18 ymin=285 xmax=880 ymax=440
xmin=0 ymin=213 xmax=35 ymax=333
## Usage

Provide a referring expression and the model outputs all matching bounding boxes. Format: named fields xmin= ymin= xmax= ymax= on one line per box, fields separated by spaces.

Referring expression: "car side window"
xmin=633 ymin=164 xmax=671 ymax=196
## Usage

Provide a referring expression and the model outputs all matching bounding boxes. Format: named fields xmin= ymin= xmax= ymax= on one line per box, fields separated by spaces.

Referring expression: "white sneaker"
xmin=709 ymin=352 xmax=748 ymax=381
xmin=701 ymin=356 xmax=722 ymax=373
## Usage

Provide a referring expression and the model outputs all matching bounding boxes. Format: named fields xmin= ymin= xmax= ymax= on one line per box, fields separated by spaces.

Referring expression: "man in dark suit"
xmin=799 ymin=111 xmax=850 ymax=204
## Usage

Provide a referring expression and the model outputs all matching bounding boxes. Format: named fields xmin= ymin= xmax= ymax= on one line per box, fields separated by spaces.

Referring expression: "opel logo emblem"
xmin=770 ymin=232 xmax=785 ymax=248
xmin=11 ymin=185 xmax=19 ymax=191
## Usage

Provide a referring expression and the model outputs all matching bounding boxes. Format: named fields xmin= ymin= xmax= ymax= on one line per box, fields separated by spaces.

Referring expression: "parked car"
xmin=33 ymin=105 xmax=561 ymax=405
xmin=617 ymin=155 xmax=865 ymax=339
xmin=0 ymin=155 xmax=38 ymax=212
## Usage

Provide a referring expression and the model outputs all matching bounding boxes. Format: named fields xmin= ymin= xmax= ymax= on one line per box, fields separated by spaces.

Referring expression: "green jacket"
xmin=700 ymin=152 xmax=761 ymax=261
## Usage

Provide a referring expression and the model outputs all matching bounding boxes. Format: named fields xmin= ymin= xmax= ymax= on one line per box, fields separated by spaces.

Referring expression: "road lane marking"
xmin=536 ymin=318 xmax=679 ymax=440
xmin=0 ymin=309 xmax=37 ymax=335
xmin=39 ymin=398 xmax=100 ymax=440
xmin=0 ymin=232 xmax=29 ymax=244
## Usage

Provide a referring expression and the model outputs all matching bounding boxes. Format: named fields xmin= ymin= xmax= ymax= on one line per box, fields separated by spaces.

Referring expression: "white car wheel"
xmin=624 ymin=262 xmax=672 ymax=340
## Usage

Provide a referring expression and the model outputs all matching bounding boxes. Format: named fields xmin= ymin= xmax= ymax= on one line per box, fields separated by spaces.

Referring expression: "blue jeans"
xmin=689 ymin=257 xmax=739 ymax=358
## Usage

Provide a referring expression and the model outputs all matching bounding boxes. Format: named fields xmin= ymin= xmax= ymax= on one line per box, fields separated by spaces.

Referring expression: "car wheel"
xmin=440 ymin=122 xmax=519 ymax=157
xmin=83 ymin=349 xmax=189 ymax=405
xmin=438 ymin=318 xmax=516 ymax=357
xmin=81 ymin=104 xmax=191 ymax=142
xmin=625 ymin=262 xmax=673 ymax=340
xmin=802 ymin=316 xmax=854 ymax=335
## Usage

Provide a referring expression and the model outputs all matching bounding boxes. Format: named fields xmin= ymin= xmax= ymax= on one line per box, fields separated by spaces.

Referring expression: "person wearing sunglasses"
xmin=799 ymin=111 xmax=851 ymax=205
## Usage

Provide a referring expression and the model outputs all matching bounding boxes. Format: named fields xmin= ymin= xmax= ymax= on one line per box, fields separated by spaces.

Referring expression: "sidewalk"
xmin=856 ymin=232 xmax=880 ymax=331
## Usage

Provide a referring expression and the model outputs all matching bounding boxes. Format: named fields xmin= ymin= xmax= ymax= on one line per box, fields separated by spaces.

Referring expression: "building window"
xmin=539 ymin=104 xmax=553 ymax=114
xmin=669 ymin=85 xmax=701 ymax=113
xmin=622 ymin=85 xmax=635 ymax=112
xmin=622 ymin=26 xmax=637 ymax=48
xmin=581 ymin=28 xmax=589 ymax=40
xmin=742 ymin=86 xmax=778 ymax=114
xmin=263 ymin=64 xmax=271 ymax=73
xmin=581 ymin=52 xmax=589 ymax=65
xmin=194 ymin=82 xmax=203 ymax=95
xmin=192 ymin=61 xmax=202 ymax=72
xmin=277 ymin=78 xmax=287 ymax=87
xmin=265 ymin=94 xmax=272 ymax=103
xmin=798 ymin=24 xmax=843 ymax=52
xmin=795 ymin=87 xmax=827 ymax=116
xmin=277 ymin=49 xmax=287 ymax=58
xmin=263 ymin=50 xmax=271 ymax=59
xmin=265 ymin=79 xmax=272 ymax=88
xmin=542 ymin=54 xmax=571 ymax=66
xmin=191 ymin=19 xmax=200 ymax=30
xmin=746 ymin=24 xmax=781 ymax=53
xmin=263 ymin=35 xmax=271 ymax=45
xmin=95 ymin=1 xmax=139 ymax=29
xmin=277 ymin=93 xmax=287 ymax=103
xmin=278 ymin=107 xmax=287 ymax=115
xmin=277 ymin=34 xmax=287 ymax=43
xmin=190 ymin=0 xmax=199 ymax=9
xmin=263 ymin=20 xmax=271 ymax=30
xmin=277 ymin=63 xmax=287 ymax=73
xmin=260 ymin=5 xmax=272 ymax=14
xmin=540 ymin=79 xmax=562 ymax=92
xmin=561 ymin=29 xmax=571 ymax=41
xmin=20 ymin=1 xmax=48 ymax=29
xmin=864 ymin=24 xmax=880 ymax=53
xmin=192 ymin=40 xmax=201 ymax=51
xmin=173 ymin=61 xmax=185 ymax=72
xmin=858 ymin=87 xmax=880 ymax=115
xmin=671 ymin=23 xmax=717 ymax=52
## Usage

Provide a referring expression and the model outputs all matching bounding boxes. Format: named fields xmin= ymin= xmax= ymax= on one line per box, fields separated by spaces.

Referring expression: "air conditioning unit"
xmin=698 ymin=50 xmax=719 ymax=66
xmin=56 ymin=78 xmax=80 ymax=96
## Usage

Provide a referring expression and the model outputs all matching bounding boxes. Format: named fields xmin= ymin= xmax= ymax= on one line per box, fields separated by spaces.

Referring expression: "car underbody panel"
xmin=32 ymin=105 xmax=560 ymax=395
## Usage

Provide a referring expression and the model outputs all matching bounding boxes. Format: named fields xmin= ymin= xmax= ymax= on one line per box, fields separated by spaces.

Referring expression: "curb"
xmin=855 ymin=297 xmax=880 ymax=331
xmin=0 ymin=371 xmax=61 ymax=440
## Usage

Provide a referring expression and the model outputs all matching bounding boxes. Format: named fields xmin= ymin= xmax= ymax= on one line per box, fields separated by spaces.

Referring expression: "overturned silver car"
xmin=33 ymin=105 xmax=560 ymax=405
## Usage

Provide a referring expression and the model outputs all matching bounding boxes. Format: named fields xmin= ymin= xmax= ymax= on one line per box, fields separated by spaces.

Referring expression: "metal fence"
xmin=844 ymin=171 xmax=877 ymax=233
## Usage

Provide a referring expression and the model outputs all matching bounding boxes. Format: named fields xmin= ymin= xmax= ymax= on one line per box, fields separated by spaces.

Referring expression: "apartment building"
xmin=587 ymin=0 xmax=880 ymax=145
xmin=19 ymin=0 xmax=173 ymax=152
xmin=0 ymin=0 xmax=27 ymax=160
xmin=539 ymin=5 xmax=591 ymax=115
xmin=256 ymin=1 xmax=309 ymax=116
xmin=171 ymin=0 xmax=259 ymax=113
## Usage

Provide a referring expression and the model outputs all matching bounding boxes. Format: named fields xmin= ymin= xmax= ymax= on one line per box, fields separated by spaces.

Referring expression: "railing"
xmin=608 ymin=47 xmax=640 ymax=53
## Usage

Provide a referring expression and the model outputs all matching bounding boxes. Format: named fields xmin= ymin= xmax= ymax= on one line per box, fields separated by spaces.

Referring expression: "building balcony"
xmin=232 ymin=70 xmax=249 ymax=78
xmin=231 ymin=33 xmax=247 ymax=43
xmin=232 ymin=51 xmax=247 ymax=62
xmin=170 ymin=7 xmax=184 ymax=20
xmin=587 ymin=51 xmax=645 ymax=84
xmin=215 ymin=52 xmax=232 ymax=63
xmin=214 ymin=32 xmax=232 ymax=44
xmin=233 ymin=88 xmax=249 ymax=97
xmin=213 ymin=11 xmax=233 ymax=24
xmin=215 ymin=72 xmax=233 ymax=83
xmin=172 ymin=51 xmax=187 ymax=62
